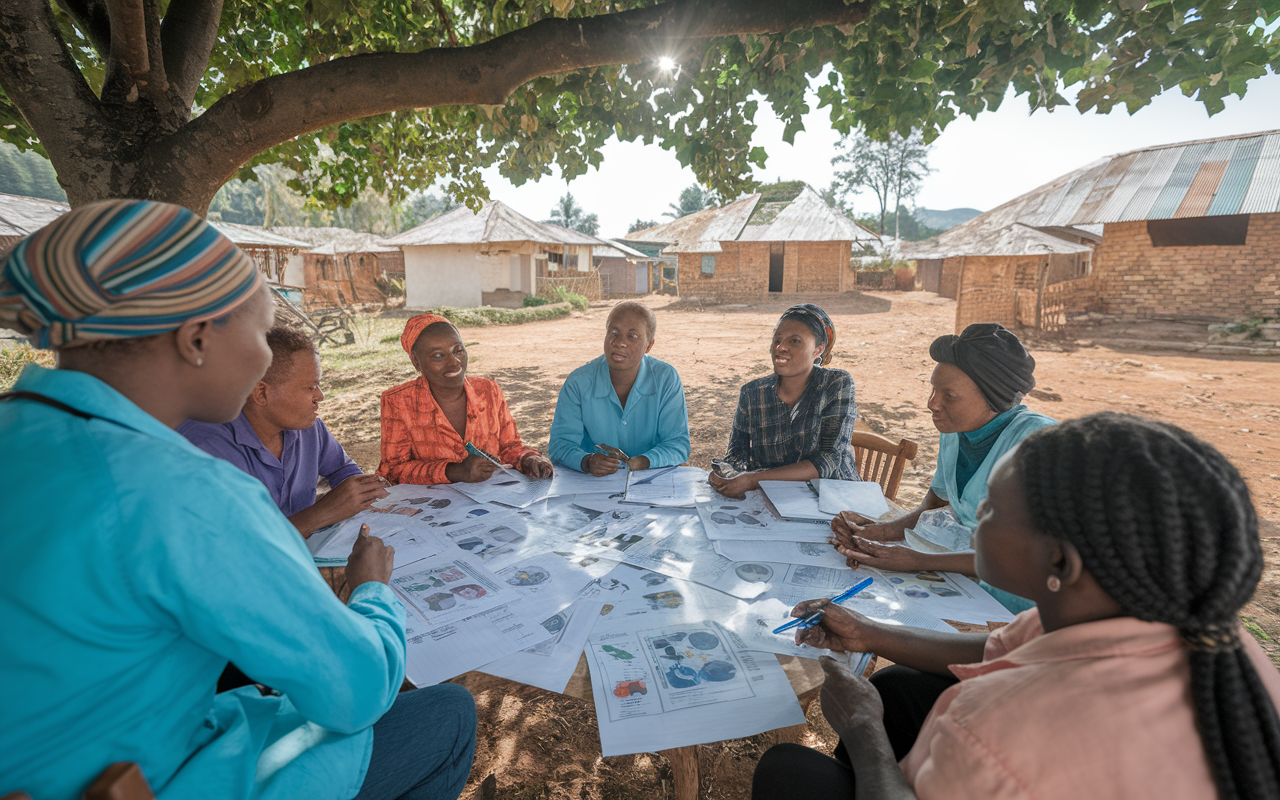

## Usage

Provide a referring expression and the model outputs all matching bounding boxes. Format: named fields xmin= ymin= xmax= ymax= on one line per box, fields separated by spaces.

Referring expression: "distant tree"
xmin=665 ymin=184 xmax=717 ymax=219
xmin=398 ymin=191 xmax=457 ymax=231
xmin=547 ymin=192 xmax=600 ymax=236
xmin=628 ymin=218 xmax=660 ymax=234
xmin=854 ymin=207 xmax=946 ymax=242
xmin=819 ymin=180 xmax=851 ymax=216
xmin=207 ymin=178 xmax=264 ymax=225
xmin=832 ymin=132 xmax=932 ymax=240
xmin=757 ymin=180 xmax=806 ymax=203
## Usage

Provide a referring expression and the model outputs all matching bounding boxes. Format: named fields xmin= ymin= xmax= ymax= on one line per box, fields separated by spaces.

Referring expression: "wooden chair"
xmin=2 ymin=762 xmax=154 ymax=800
xmin=849 ymin=431 xmax=918 ymax=503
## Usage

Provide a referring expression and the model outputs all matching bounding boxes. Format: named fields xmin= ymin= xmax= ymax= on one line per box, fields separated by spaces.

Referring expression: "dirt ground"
xmin=318 ymin=291 xmax=1280 ymax=800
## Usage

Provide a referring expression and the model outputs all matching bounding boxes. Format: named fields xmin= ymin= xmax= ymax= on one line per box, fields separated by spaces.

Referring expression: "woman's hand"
xmin=447 ymin=454 xmax=501 ymax=483
xmin=832 ymin=535 xmax=926 ymax=573
xmin=818 ymin=655 xmax=886 ymax=741
xmin=346 ymin=525 xmax=395 ymax=590
xmin=583 ymin=453 xmax=621 ymax=476
xmin=708 ymin=470 xmax=758 ymax=499
xmin=793 ymin=601 xmax=881 ymax=653
xmin=831 ymin=510 xmax=906 ymax=544
xmin=520 ymin=453 xmax=555 ymax=479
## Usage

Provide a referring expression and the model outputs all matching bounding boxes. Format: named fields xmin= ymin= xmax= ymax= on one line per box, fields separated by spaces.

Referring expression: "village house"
xmin=906 ymin=128 xmax=1280 ymax=333
xmin=268 ymin=226 xmax=402 ymax=307
xmin=592 ymin=238 xmax=662 ymax=297
xmin=383 ymin=201 xmax=602 ymax=309
xmin=623 ymin=184 xmax=879 ymax=302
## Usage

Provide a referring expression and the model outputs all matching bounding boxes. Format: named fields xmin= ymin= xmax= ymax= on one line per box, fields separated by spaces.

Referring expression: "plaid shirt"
xmin=724 ymin=366 xmax=859 ymax=479
xmin=377 ymin=375 xmax=538 ymax=485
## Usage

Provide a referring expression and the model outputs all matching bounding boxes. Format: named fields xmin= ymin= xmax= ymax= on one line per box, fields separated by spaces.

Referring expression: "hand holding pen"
xmin=776 ymin=577 xmax=877 ymax=653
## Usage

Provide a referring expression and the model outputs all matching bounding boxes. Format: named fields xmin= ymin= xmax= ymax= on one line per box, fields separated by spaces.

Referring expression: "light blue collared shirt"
xmin=548 ymin=354 xmax=690 ymax=471
xmin=0 ymin=365 xmax=406 ymax=800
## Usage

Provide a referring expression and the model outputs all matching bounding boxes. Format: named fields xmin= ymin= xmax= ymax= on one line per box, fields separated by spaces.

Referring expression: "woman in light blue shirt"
xmin=0 ymin=201 xmax=474 ymax=800
xmin=549 ymin=301 xmax=690 ymax=475
xmin=830 ymin=323 xmax=1055 ymax=613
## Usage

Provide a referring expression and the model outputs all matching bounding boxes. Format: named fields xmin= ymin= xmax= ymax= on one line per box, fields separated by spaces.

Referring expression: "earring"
xmin=1046 ymin=575 xmax=1061 ymax=592
xmin=196 ymin=358 xmax=204 ymax=367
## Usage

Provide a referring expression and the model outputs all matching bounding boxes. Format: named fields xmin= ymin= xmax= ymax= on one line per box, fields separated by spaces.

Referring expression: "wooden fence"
xmin=536 ymin=272 xmax=603 ymax=301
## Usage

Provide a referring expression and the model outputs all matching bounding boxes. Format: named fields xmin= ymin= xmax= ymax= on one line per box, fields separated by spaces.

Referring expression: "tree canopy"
xmin=832 ymin=130 xmax=932 ymax=237
xmin=1 ymin=0 xmax=1276 ymax=214
xmin=547 ymin=191 xmax=600 ymax=235
xmin=665 ymin=184 xmax=718 ymax=218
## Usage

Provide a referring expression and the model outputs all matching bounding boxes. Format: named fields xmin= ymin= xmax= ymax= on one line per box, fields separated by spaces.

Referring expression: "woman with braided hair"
xmin=711 ymin=303 xmax=859 ymax=498
xmin=752 ymin=412 xmax=1280 ymax=800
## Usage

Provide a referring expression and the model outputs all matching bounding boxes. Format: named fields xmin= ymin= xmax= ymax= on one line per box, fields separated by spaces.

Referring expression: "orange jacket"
xmin=377 ymin=375 xmax=538 ymax=485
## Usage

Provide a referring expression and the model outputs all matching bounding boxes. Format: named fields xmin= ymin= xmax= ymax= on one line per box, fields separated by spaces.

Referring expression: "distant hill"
xmin=914 ymin=207 xmax=981 ymax=231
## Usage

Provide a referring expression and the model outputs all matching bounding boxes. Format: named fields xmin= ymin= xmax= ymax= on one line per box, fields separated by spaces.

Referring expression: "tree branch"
xmin=429 ymin=0 xmax=458 ymax=47
xmin=104 ymin=0 xmax=154 ymax=97
xmin=54 ymin=0 xmax=111 ymax=58
xmin=163 ymin=0 xmax=868 ymax=199
xmin=160 ymin=0 xmax=220 ymax=109
xmin=0 ymin=0 xmax=106 ymax=149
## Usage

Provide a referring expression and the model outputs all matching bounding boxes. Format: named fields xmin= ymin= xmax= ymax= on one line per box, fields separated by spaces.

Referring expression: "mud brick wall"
xmin=954 ymin=256 xmax=1019 ymax=332
xmin=939 ymin=257 xmax=964 ymax=299
xmin=1090 ymin=216 xmax=1280 ymax=321
xmin=678 ymin=240 xmax=850 ymax=300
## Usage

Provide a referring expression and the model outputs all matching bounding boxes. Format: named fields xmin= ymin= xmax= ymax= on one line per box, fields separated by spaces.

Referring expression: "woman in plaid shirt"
xmin=709 ymin=304 xmax=859 ymax=499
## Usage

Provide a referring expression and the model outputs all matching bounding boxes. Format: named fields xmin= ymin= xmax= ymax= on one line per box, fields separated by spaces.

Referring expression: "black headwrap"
xmin=929 ymin=323 xmax=1036 ymax=412
xmin=777 ymin=303 xmax=836 ymax=365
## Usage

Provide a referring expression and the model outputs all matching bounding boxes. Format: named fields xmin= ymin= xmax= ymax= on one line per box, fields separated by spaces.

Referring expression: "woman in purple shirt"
xmin=181 ymin=325 xmax=388 ymax=536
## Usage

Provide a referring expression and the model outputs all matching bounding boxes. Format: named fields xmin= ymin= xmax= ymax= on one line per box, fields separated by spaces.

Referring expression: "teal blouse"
xmin=548 ymin=354 xmax=690 ymax=470
xmin=930 ymin=405 xmax=1057 ymax=614
xmin=0 ymin=366 xmax=406 ymax=800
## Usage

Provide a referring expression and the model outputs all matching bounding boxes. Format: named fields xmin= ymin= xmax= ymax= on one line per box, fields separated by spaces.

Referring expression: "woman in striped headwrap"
xmin=0 ymin=201 xmax=475 ymax=800
xmin=710 ymin=303 xmax=860 ymax=499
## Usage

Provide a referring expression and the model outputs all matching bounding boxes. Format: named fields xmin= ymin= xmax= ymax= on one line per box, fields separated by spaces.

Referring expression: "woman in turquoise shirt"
xmin=0 ymin=201 xmax=474 ymax=800
xmin=830 ymin=323 xmax=1055 ymax=613
xmin=549 ymin=301 xmax=690 ymax=475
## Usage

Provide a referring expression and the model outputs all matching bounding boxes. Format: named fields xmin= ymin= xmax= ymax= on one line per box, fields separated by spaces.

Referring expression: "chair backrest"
xmin=849 ymin=431 xmax=919 ymax=503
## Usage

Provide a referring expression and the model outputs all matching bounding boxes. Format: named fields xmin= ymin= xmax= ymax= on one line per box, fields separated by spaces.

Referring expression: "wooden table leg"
xmin=659 ymin=745 xmax=699 ymax=800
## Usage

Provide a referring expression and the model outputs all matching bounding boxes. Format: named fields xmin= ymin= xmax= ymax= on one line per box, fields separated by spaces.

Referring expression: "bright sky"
xmin=481 ymin=70 xmax=1280 ymax=239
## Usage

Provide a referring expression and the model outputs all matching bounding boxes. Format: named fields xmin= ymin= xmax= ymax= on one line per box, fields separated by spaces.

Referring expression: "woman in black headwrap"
xmin=710 ymin=304 xmax=859 ymax=498
xmin=829 ymin=323 xmax=1056 ymax=613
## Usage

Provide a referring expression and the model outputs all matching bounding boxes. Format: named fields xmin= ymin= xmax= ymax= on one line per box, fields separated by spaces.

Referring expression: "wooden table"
xmin=561 ymin=651 xmax=828 ymax=800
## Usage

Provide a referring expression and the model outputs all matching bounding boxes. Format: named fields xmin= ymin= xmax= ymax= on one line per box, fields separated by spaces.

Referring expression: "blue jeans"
xmin=353 ymin=684 xmax=477 ymax=800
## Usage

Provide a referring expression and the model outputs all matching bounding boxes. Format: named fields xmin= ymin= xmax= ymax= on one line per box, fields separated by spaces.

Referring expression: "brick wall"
xmin=676 ymin=240 xmax=849 ymax=300
xmin=954 ymin=256 xmax=1019 ymax=332
xmin=1090 ymin=215 xmax=1280 ymax=320
xmin=939 ymin=257 xmax=963 ymax=299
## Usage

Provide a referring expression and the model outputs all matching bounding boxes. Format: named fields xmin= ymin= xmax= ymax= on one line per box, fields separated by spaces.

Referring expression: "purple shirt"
xmin=178 ymin=412 xmax=364 ymax=516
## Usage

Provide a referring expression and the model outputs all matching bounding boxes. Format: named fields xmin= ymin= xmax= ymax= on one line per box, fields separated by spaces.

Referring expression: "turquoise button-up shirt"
xmin=0 ymin=365 xmax=406 ymax=800
xmin=548 ymin=354 xmax=690 ymax=471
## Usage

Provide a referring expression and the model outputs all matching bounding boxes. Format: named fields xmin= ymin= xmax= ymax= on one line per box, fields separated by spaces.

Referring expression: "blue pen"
xmin=772 ymin=576 xmax=875 ymax=635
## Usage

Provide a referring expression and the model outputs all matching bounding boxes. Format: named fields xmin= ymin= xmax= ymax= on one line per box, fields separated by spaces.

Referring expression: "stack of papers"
xmin=816 ymin=479 xmax=890 ymax=518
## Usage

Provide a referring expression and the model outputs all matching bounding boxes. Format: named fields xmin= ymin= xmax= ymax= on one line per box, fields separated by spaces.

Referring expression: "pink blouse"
xmin=902 ymin=608 xmax=1280 ymax=799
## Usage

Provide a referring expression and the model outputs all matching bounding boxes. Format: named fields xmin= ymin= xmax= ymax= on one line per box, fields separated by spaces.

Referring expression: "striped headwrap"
xmin=0 ymin=200 xmax=263 ymax=349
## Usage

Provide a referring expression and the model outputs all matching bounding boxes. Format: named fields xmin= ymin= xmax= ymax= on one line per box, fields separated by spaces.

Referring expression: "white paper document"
xmin=759 ymin=480 xmax=829 ymax=522
xmin=478 ymin=599 xmax=605 ymax=692
xmin=403 ymin=600 xmax=553 ymax=687
xmin=712 ymin=539 xmax=848 ymax=569
xmin=697 ymin=491 xmax=834 ymax=543
xmin=448 ymin=471 xmax=554 ymax=508
xmin=546 ymin=467 xmax=629 ymax=499
xmin=618 ymin=516 xmax=790 ymax=600
xmin=585 ymin=620 xmax=806 ymax=756
xmin=874 ymin=569 xmax=1014 ymax=624
xmin=623 ymin=467 xmax=713 ymax=508
xmin=390 ymin=554 xmax=513 ymax=627
xmin=816 ymin=479 xmax=890 ymax=518
xmin=494 ymin=550 xmax=617 ymax=621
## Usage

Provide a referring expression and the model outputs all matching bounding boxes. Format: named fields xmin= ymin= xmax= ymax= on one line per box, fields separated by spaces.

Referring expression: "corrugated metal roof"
xmin=622 ymin=194 xmax=760 ymax=246
xmin=1069 ymin=128 xmax=1280 ymax=223
xmin=268 ymin=226 xmax=398 ymax=253
xmin=209 ymin=221 xmax=309 ymax=248
xmin=594 ymin=239 xmax=655 ymax=260
xmin=904 ymin=223 xmax=1092 ymax=259
xmin=383 ymin=200 xmax=590 ymax=247
xmin=0 ymin=192 xmax=68 ymax=237
xmin=738 ymin=185 xmax=880 ymax=242
xmin=662 ymin=240 xmax=724 ymax=254
xmin=541 ymin=222 xmax=608 ymax=247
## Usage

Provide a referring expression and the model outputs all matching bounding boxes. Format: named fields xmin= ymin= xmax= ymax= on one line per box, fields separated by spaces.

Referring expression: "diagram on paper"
xmin=589 ymin=622 xmax=757 ymax=723
xmin=390 ymin=557 xmax=508 ymax=625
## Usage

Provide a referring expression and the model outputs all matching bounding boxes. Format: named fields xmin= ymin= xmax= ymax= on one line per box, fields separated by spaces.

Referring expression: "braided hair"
xmin=1015 ymin=412 xmax=1280 ymax=799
